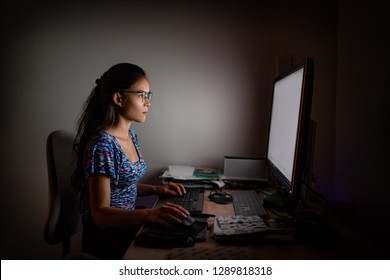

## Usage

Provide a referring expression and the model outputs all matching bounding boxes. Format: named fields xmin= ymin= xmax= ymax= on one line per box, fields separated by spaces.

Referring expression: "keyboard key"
xmin=155 ymin=186 xmax=205 ymax=213
xmin=232 ymin=190 xmax=267 ymax=216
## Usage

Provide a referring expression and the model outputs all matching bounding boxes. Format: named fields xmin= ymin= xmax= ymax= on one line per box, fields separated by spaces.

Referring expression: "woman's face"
xmin=120 ymin=77 xmax=151 ymax=123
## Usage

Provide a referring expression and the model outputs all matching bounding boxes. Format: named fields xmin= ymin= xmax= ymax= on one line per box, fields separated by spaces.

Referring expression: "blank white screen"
xmin=268 ymin=68 xmax=303 ymax=183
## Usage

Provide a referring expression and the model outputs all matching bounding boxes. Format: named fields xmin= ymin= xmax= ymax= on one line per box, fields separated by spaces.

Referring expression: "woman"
xmin=72 ymin=63 xmax=189 ymax=259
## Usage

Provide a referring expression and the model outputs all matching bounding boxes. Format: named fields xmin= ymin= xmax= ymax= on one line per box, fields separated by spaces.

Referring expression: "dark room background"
xmin=1 ymin=0 xmax=389 ymax=259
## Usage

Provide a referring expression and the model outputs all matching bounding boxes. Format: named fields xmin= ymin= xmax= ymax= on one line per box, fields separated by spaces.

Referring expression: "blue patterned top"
xmin=82 ymin=129 xmax=147 ymax=222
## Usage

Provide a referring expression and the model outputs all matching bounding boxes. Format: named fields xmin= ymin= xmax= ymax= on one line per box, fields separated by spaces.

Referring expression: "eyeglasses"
xmin=119 ymin=90 xmax=153 ymax=104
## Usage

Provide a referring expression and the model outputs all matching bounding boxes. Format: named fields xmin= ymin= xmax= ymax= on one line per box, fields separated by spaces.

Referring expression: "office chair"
xmin=44 ymin=130 xmax=82 ymax=258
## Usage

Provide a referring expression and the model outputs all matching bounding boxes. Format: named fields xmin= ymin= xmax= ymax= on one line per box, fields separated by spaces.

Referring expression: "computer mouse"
xmin=182 ymin=215 xmax=196 ymax=226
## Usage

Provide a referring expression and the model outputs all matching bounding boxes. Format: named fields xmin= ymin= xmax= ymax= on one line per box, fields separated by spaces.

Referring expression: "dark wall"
xmin=1 ymin=0 xmax=339 ymax=259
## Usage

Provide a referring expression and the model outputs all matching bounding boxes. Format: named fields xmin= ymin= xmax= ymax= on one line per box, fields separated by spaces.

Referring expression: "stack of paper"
xmin=160 ymin=165 xmax=223 ymax=182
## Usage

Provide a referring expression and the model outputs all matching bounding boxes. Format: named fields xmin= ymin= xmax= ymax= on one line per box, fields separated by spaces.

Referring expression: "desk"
xmin=123 ymin=189 xmax=377 ymax=260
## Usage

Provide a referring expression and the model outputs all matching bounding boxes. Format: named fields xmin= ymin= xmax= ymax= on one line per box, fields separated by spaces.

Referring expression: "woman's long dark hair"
xmin=72 ymin=63 xmax=146 ymax=195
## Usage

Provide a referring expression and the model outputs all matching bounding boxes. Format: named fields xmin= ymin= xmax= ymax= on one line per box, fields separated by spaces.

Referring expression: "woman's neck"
xmin=107 ymin=119 xmax=132 ymax=139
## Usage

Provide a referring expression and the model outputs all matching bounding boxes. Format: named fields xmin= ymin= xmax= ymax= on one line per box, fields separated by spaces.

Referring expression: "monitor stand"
xmin=263 ymin=187 xmax=299 ymax=213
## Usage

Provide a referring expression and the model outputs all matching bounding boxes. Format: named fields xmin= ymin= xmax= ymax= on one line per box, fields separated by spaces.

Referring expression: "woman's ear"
xmin=112 ymin=92 xmax=123 ymax=107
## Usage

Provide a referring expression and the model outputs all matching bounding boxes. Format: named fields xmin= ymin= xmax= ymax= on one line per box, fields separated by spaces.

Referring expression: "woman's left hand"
xmin=156 ymin=182 xmax=186 ymax=196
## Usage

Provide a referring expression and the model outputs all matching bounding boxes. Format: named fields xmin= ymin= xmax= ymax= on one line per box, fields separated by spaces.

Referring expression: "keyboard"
xmin=155 ymin=186 xmax=205 ymax=213
xmin=232 ymin=190 xmax=267 ymax=216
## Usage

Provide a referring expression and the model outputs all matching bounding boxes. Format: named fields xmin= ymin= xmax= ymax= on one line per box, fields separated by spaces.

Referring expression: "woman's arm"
xmin=136 ymin=183 xmax=158 ymax=195
xmin=137 ymin=182 xmax=186 ymax=196
xmin=88 ymin=174 xmax=189 ymax=227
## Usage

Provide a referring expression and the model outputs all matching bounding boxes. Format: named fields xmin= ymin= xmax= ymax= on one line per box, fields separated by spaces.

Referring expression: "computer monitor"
xmin=266 ymin=58 xmax=314 ymax=201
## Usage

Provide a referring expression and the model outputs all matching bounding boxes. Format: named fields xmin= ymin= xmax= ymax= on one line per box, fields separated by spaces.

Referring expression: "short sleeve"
xmin=86 ymin=136 xmax=117 ymax=180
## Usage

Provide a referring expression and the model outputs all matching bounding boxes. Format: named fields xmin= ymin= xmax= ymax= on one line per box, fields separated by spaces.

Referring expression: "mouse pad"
xmin=134 ymin=217 xmax=208 ymax=248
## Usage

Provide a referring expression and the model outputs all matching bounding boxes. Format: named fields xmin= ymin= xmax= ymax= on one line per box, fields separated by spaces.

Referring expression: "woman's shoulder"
xmin=129 ymin=128 xmax=137 ymax=137
xmin=89 ymin=130 xmax=117 ymax=150
xmin=129 ymin=129 xmax=139 ymax=143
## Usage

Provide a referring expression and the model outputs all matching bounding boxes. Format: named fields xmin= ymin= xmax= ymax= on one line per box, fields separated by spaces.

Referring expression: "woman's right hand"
xmin=145 ymin=203 xmax=190 ymax=227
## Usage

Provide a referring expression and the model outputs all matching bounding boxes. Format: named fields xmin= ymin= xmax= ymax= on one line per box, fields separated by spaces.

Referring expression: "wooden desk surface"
xmin=123 ymin=189 xmax=377 ymax=260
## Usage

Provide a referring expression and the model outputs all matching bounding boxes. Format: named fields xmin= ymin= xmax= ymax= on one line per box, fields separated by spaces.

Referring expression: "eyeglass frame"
xmin=118 ymin=90 xmax=153 ymax=104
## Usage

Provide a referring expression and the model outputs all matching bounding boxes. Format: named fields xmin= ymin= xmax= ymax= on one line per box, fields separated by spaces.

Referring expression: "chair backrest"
xmin=44 ymin=130 xmax=81 ymax=258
